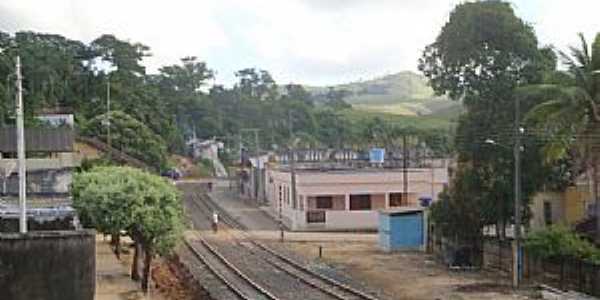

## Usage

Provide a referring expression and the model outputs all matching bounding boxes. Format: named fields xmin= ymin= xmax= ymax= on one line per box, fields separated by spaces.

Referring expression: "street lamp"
xmin=485 ymin=128 xmax=524 ymax=288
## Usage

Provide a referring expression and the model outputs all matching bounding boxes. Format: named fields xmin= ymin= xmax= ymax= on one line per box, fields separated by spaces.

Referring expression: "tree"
xmin=82 ymin=110 xmax=168 ymax=170
xmin=526 ymin=33 xmax=600 ymax=241
xmin=156 ymin=57 xmax=215 ymax=143
xmin=72 ymin=166 xmax=184 ymax=291
xmin=419 ymin=1 xmax=548 ymax=240
xmin=324 ymin=87 xmax=352 ymax=110
xmin=418 ymin=1 xmax=540 ymax=103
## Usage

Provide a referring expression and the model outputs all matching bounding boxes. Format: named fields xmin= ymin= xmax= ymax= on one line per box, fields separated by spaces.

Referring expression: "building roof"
xmin=0 ymin=127 xmax=74 ymax=152
xmin=271 ymin=163 xmax=433 ymax=174
xmin=380 ymin=207 xmax=426 ymax=216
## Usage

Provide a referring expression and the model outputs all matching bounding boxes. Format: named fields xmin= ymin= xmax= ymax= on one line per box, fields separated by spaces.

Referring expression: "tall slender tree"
xmin=526 ymin=33 xmax=600 ymax=241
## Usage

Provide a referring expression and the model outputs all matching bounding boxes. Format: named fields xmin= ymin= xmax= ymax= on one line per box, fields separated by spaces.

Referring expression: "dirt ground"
xmin=281 ymin=240 xmax=537 ymax=300
xmin=96 ymin=235 xmax=203 ymax=300
xmin=95 ymin=236 xmax=163 ymax=300
xmin=151 ymin=257 xmax=209 ymax=300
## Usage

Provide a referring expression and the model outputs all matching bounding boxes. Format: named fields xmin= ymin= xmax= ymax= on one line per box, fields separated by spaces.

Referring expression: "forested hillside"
xmin=0 ymin=31 xmax=454 ymax=170
xmin=309 ymin=71 xmax=462 ymax=119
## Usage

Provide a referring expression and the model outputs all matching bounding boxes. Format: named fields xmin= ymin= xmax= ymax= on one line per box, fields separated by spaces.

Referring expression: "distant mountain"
xmin=307 ymin=71 xmax=462 ymax=119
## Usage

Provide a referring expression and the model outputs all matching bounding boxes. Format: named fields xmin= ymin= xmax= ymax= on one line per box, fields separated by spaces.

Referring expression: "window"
xmin=306 ymin=211 xmax=326 ymax=223
xmin=389 ymin=193 xmax=408 ymax=207
xmin=350 ymin=194 xmax=371 ymax=210
xmin=316 ymin=196 xmax=333 ymax=209
xmin=544 ymin=202 xmax=552 ymax=226
xmin=278 ymin=185 xmax=282 ymax=203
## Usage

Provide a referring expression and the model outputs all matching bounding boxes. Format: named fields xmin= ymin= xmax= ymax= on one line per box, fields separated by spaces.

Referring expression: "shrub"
xmin=525 ymin=225 xmax=600 ymax=263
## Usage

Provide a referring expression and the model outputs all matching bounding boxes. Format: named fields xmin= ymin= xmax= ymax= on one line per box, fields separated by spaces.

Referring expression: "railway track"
xmin=183 ymin=235 xmax=278 ymax=300
xmin=186 ymin=189 xmax=380 ymax=300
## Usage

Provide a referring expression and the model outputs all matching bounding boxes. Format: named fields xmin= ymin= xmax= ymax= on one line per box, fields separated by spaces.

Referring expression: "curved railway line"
xmin=182 ymin=186 xmax=380 ymax=300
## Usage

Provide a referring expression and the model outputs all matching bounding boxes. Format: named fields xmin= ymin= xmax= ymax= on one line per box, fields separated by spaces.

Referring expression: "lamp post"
xmin=485 ymin=127 xmax=524 ymax=288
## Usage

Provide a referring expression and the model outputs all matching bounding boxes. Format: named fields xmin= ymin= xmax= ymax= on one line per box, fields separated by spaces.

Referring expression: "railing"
xmin=482 ymin=238 xmax=600 ymax=297
xmin=525 ymin=256 xmax=600 ymax=297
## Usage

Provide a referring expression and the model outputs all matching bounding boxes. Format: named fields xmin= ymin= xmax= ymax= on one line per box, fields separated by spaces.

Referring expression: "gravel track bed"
xmin=182 ymin=186 xmax=381 ymax=300
xmin=210 ymin=239 xmax=336 ymax=300
xmin=177 ymin=242 xmax=243 ymax=300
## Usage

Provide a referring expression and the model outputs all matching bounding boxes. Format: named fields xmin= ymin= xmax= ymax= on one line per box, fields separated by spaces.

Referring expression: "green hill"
xmin=308 ymin=71 xmax=463 ymax=120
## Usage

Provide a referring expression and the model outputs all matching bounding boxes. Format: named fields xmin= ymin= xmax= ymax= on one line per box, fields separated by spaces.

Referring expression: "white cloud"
xmin=0 ymin=0 xmax=599 ymax=86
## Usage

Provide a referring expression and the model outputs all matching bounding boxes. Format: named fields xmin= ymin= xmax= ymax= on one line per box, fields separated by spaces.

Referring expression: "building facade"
xmin=0 ymin=124 xmax=78 ymax=214
xmin=265 ymin=162 xmax=449 ymax=231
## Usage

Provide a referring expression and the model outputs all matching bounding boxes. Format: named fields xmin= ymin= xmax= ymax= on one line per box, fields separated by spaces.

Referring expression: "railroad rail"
xmin=183 ymin=235 xmax=279 ymax=300
xmin=188 ymin=190 xmax=380 ymax=300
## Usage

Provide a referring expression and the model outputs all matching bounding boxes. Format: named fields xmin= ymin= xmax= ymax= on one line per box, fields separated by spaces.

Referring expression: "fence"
xmin=525 ymin=256 xmax=600 ymax=296
xmin=483 ymin=238 xmax=600 ymax=297
xmin=482 ymin=239 xmax=513 ymax=275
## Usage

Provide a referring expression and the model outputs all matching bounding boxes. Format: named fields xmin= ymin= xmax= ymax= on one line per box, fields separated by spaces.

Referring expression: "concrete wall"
xmin=0 ymin=230 xmax=96 ymax=300
xmin=289 ymin=209 xmax=380 ymax=231
xmin=371 ymin=194 xmax=386 ymax=209
xmin=564 ymin=186 xmax=589 ymax=224
xmin=0 ymin=153 xmax=77 ymax=173
xmin=1 ymin=169 xmax=72 ymax=195
xmin=266 ymin=166 xmax=447 ymax=231
xmin=530 ymin=191 xmax=564 ymax=230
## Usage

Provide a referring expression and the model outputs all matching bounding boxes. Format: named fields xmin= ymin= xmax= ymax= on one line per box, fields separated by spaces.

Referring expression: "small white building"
xmin=265 ymin=162 xmax=449 ymax=231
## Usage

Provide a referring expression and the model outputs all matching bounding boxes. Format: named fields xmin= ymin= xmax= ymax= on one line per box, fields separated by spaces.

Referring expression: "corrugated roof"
xmin=0 ymin=127 xmax=74 ymax=152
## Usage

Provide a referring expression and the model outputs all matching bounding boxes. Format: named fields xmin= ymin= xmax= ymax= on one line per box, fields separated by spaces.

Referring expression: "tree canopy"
xmin=82 ymin=110 xmax=168 ymax=170
xmin=420 ymin=0 xmax=568 ymax=243
xmin=72 ymin=166 xmax=184 ymax=291
xmin=0 ymin=30 xmax=453 ymax=164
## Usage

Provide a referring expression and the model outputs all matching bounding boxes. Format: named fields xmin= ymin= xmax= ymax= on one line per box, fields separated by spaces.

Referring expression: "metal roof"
xmin=0 ymin=127 xmax=74 ymax=152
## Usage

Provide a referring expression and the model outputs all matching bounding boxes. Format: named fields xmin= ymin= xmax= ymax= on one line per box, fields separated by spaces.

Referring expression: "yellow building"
xmin=529 ymin=184 xmax=591 ymax=230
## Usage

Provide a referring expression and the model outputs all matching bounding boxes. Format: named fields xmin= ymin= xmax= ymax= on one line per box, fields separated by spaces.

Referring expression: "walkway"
xmin=95 ymin=235 xmax=164 ymax=300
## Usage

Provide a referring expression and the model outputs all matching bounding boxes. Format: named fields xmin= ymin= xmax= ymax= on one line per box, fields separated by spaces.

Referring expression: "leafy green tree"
xmin=155 ymin=56 xmax=215 ymax=144
xmin=82 ymin=110 xmax=168 ymax=170
xmin=430 ymin=167 xmax=484 ymax=249
xmin=526 ymin=33 xmax=600 ymax=241
xmin=72 ymin=166 xmax=184 ymax=291
xmin=72 ymin=166 xmax=135 ymax=259
xmin=324 ymin=87 xmax=352 ymax=110
xmin=419 ymin=0 xmax=549 ymax=240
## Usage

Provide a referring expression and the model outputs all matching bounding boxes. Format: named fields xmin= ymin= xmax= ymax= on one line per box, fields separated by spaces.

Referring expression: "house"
xmin=0 ymin=117 xmax=79 ymax=229
xmin=529 ymin=173 xmax=595 ymax=236
xmin=187 ymin=138 xmax=227 ymax=177
xmin=264 ymin=160 xmax=449 ymax=231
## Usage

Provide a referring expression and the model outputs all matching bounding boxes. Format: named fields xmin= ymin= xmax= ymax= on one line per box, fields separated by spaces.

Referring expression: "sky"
xmin=0 ymin=0 xmax=599 ymax=86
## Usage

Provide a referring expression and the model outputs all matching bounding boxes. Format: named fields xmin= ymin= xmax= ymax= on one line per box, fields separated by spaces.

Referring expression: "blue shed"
xmin=379 ymin=208 xmax=427 ymax=252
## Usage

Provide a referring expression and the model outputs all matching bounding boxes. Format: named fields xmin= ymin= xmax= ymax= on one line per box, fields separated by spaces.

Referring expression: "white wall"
xmin=265 ymin=166 xmax=447 ymax=231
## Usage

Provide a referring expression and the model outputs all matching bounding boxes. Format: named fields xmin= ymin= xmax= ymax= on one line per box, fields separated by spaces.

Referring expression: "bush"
xmin=525 ymin=225 xmax=600 ymax=263
xmin=82 ymin=110 xmax=168 ymax=170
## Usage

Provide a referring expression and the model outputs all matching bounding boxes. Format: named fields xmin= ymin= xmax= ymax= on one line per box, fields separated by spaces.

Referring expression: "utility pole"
xmin=286 ymin=110 xmax=296 ymax=242
xmin=106 ymin=77 xmax=111 ymax=159
xmin=15 ymin=55 xmax=27 ymax=234
xmin=253 ymin=129 xmax=262 ymax=202
xmin=241 ymin=128 xmax=262 ymax=201
xmin=513 ymin=96 xmax=522 ymax=288
xmin=402 ymin=135 xmax=408 ymax=206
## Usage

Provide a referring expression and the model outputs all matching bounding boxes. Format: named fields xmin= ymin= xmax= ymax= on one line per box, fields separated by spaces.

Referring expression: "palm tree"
xmin=526 ymin=33 xmax=600 ymax=241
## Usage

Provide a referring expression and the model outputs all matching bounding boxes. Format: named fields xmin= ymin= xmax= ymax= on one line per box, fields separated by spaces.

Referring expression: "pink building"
xmin=265 ymin=162 xmax=449 ymax=231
